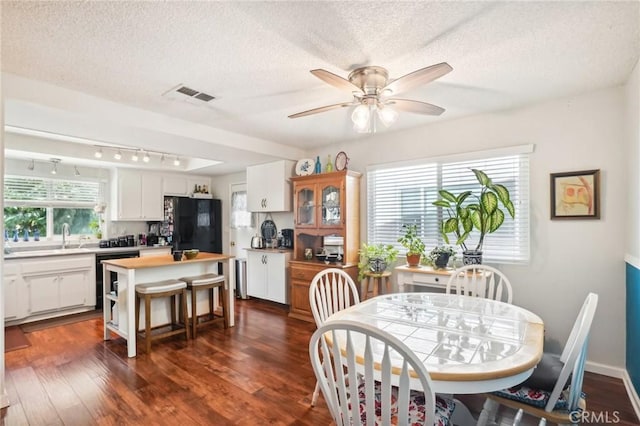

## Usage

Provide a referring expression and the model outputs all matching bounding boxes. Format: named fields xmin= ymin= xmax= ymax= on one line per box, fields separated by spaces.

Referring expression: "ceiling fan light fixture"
xmin=351 ymin=104 xmax=370 ymax=128
xmin=377 ymin=105 xmax=399 ymax=127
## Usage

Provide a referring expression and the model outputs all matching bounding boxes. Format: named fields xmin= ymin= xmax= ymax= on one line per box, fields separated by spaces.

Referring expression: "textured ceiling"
xmin=2 ymin=1 xmax=639 ymax=175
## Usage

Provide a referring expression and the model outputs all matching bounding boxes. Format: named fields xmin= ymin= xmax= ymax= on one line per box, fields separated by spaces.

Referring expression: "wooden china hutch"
xmin=288 ymin=170 xmax=361 ymax=322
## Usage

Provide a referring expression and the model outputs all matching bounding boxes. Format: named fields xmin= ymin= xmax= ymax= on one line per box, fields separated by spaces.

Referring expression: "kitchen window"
xmin=4 ymin=175 xmax=102 ymax=240
xmin=366 ymin=145 xmax=532 ymax=264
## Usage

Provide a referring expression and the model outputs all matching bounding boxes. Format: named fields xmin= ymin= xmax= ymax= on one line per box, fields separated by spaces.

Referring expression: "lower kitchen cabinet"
xmin=6 ymin=254 xmax=96 ymax=324
xmin=246 ymin=250 xmax=291 ymax=304
xmin=288 ymin=260 xmax=358 ymax=323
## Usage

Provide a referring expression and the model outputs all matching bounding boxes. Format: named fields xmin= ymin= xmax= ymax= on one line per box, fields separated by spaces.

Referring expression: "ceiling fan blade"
xmin=310 ymin=69 xmax=364 ymax=95
xmin=382 ymin=62 xmax=453 ymax=96
xmin=387 ymin=99 xmax=445 ymax=116
xmin=288 ymin=101 xmax=356 ymax=119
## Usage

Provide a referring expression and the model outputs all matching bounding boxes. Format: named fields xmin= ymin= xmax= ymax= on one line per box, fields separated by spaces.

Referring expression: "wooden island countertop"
xmin=101 ymin=252 xmax=232 ymax=270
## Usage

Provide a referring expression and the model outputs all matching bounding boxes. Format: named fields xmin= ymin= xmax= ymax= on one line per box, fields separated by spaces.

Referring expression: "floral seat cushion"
xmin=492 ymin=385 xmax=586 ymax=411
xmin=349 ymin=380 xmax=456 ymax=426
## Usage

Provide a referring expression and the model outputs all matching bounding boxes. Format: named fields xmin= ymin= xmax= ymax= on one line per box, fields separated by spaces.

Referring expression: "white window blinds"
xmin=4 ymin=176 xmax=100 ymax=207
xmin=367 ymin=148 xmax=530 ymax=264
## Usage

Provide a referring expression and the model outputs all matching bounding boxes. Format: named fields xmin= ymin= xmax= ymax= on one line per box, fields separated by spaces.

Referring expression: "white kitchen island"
xmin=101 ymin=252 xmax=234 ymax=357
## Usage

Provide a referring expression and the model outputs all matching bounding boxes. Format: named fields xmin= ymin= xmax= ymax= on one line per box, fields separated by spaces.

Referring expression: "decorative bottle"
xmin=4 ymin=230 xmax=8 ymax=241
xmin=13 ymin=230 xmax=19 ymax=242
xmin=326 ymin=154 xmax=333 ymax=172
xmin=34 ymin=229 xmax=40 ymax=241
xmin=23 ymin=229 xmax=29 ymax=241
xmin=314 ymin=156 xmax=322 ymax=174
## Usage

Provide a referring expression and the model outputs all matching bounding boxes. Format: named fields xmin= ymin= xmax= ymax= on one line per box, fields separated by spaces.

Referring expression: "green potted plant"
xmin=432 ymin=168 xmax=514 ymax=265
xmin=89 ymin=219 xmax=103 ymax=239
xmin=397 ymin=224 xmax=425 ymax=267
xmin=357 ymin=242 xmax=399 ymax=281
xmin=426 ymin=245 xmax=456 ymax=269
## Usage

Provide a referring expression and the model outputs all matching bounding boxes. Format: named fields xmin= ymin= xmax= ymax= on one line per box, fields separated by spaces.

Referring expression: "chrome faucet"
xmin=61 ymin=223 xmax=70 ymax=249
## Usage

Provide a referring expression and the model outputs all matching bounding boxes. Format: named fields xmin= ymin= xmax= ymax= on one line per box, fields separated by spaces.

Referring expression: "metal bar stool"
xmin=135 ymin=279 xmax=189 ymax=354
xmin=179 ymin=273 xmax=228 ymax=338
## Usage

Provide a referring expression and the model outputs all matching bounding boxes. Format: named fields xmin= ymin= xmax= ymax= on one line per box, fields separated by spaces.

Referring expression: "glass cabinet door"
xmin=296 ymin=186 xmax=316 ymax=227
xmin=321 ymin=184 xmax=341 ymax=226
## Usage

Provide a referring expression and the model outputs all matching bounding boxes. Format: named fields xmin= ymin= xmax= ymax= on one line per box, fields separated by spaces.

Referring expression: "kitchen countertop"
xmin=101 ymin=252 xmax=232 ymax=269
xmin=244 ymin=247 xmax=293 ymax=254
xmin=4 ymin=245 xmax=169 ymax=260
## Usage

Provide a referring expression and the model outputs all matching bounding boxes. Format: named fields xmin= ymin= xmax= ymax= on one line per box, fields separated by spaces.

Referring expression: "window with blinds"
xmin=4 ymin=176 xmax=100 ymax=206
xmin=367 ymin=148 xmax=530 ymax=264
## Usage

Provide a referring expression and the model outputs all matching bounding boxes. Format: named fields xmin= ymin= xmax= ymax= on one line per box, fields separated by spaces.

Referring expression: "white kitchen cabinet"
xmin=247 ymin=160 xmax=295 ymax=212
xmin=3 ymin=262 xmax=23 ymax=321
xmin=163 ymin=174 xmax=211 ymax=197
xmin=111 ymin=169 xmax=163 ymax=220
xmin=246 ymin=250 xmax=291 ymax=304
xmin=19 ymin=254 xmax=95 ymax=320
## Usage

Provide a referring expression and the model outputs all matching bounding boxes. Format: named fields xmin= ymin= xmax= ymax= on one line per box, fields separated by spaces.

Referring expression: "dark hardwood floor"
xmin=3 ymin=299 xmax=638 ymax=425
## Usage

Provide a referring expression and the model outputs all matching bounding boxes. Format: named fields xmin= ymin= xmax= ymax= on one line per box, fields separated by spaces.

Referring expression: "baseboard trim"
xmin=622 ymin=370 xmax=640 ymax=422
xmin=585 ymin=361 xmax=625 ymax=378
xmin=0 ymin=389 xmax=9 ymax=408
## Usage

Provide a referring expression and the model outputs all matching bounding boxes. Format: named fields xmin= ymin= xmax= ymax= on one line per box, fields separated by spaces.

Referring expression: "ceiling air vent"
xmin=162 ymin=84 xmax=216 ymax=107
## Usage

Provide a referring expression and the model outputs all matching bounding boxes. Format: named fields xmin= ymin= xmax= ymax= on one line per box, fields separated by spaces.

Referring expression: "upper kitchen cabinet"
xmin=247 ymin=160 xmax=296 ymax=212
xmin=162 ymin=174 xmax=211 ymax=197
xmin=111 ymin=169 xmax=163 ymax=221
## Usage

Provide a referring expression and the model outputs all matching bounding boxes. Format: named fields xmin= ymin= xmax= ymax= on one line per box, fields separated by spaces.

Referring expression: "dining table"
xmin=325 ymin=292 xmax=544 ymax=394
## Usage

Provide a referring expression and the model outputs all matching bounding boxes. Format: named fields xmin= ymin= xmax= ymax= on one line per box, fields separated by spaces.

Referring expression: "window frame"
xmin=366 ymin=144 xmax=533 ymax=265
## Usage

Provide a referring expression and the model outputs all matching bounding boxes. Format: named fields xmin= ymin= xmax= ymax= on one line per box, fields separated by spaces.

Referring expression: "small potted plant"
xmin=433 ymin=168 xmax=514 ymax=265
xmin=427 ymin=245 xmax=457 ymax=269
xmin=397 ymin=224 xmax=425 ymax=267
xmin=357 ymin=242 xmax=399 ymax=281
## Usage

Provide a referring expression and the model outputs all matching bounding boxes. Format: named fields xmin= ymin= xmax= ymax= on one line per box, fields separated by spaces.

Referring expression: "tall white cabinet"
xmin=246 ymin=250 xmax=291 ymax=304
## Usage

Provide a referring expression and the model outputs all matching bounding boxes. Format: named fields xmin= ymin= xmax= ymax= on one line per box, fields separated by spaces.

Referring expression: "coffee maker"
xmin=281 ymin=228 xmax=294 ymax=249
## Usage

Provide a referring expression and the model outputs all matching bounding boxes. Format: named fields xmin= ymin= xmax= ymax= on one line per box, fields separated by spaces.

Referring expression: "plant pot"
xmin=434 ymin=253 xmax=451 ymax=269
xmin=368 ymin=257 xmax=388 ymax=274
xmin=463 ymin=250 xmax=483 ymax=265
xmin=406 ymin=253 xmax=421 ymax=267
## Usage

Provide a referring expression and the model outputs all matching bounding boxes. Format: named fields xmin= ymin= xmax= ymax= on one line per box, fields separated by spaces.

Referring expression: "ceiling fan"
xmin=288 ymin=62 xmax=452 ymax=133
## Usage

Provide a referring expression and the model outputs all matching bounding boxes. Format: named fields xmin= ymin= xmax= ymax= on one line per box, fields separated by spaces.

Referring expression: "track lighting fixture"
xmin=94 ymin=147 xmax=103 ymax=158
xmin=160 ymin=153 xmax=166 ymax=164
xmin=114 ymin=150 xmax=122 ymax=160
xmin=173 ymin=156 xmax=181 ymax=166
xmin=131 ymin=151 xmax=139 ymax=162
xmin=74 ymin=166 xmax=81 ymax=176
xmin=50 ymin=158 xmax=60 ymax=175
xmin=27 ymin=159 xmax=35 ymax=171
xmin=87 ymin=145 xmax=186 ymax=167
xmin=143 ymin=151 xmax=150 ymax=163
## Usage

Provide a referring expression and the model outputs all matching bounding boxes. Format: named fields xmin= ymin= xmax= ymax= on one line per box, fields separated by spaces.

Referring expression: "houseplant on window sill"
xmin=357 ymin=243 xmax=398 ymax=281
xmin=426 ymin=245 xmax=456 ymax=269
xmin=432 ymin=168 xmax=514 ymax=265
xmin=397 ymin=224 xmax=425 ymax=267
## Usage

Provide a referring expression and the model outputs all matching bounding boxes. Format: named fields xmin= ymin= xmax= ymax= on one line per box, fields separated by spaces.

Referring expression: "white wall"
xmin=626 ymin=59 xmax=640 ymax=261
xmin=309 ymin=86 xmax=629 ymax=368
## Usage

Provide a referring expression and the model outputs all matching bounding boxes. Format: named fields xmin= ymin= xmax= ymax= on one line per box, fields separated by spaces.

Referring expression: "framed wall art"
xmin=550 ymin=169 xmax=600 ymax=219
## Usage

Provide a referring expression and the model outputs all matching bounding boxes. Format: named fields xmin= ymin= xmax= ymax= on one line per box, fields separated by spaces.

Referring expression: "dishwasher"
xmin=95 ymin=251 xmax=139 ymax=310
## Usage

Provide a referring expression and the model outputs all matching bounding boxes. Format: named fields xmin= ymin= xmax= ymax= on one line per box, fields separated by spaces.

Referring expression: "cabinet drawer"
xmin=290 ymin=267 xmax=319 ymax=282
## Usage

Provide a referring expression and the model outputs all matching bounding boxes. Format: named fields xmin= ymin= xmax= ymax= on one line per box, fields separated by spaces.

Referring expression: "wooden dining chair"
xmin=309 ymin=319 xmax=456 ymax=425
xmin=446 ymin=264 xmax=513 ymax=304
xmin=477 ymin=292 xmax=599 ymax=426
xmin=308 ymin=268 xmax=360 ymax=407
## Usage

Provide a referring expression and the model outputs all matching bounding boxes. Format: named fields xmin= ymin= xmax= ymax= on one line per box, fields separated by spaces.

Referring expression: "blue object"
xmin=314 ymin=156 xmax=321 ymax=174
xmin=13 ymin=230 xmax=19 ymax=242
xmin=34 ymin=230 xmax=40 ymax=241
xmin=23 ymin=229 xmax=29 ymax=241
xmin=4 ymin=230 xmax=8 ymax=241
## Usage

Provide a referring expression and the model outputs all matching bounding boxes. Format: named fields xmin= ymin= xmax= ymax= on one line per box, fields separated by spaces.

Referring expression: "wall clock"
xmin=335 ymin=151 xmax=349 ymax=171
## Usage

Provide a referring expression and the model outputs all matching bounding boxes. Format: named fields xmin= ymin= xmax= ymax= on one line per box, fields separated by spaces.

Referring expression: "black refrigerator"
xmin=162 ymin=197 xmax=222 ymax=255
